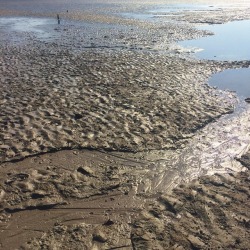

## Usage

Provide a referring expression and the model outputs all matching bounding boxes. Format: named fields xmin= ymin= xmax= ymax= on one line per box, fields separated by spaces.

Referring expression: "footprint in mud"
xmin=2 ymin=170 xmax=63 ymax=212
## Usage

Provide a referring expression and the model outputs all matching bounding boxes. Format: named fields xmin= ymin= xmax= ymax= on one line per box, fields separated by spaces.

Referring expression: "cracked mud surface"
xmin=0 ymin=0 xmax=250 ymax=249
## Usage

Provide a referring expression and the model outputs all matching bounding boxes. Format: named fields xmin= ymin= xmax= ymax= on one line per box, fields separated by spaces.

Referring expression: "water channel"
xmin=122 ymin=5 xmax=250 ymax=191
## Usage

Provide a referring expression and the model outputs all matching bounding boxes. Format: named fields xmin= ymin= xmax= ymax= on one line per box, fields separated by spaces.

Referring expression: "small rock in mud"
xmin=244 ymin=97 xmax=250 ymax=103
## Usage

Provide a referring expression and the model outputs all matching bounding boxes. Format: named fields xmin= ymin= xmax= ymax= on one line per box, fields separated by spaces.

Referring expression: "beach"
xmin=0 ymin=0 xmax=250 ymax=249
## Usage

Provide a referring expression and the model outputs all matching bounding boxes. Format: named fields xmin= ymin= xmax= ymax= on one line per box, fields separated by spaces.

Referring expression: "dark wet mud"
xmin=0 ymin=1 xmax=250 ymax=249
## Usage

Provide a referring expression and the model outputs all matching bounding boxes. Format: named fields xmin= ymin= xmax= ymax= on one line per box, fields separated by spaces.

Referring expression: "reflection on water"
xmin=120 ymin=3 xmax=250 ymax=21
xmin=121 ymin=4 xmax=218 ymax=20
xmin=150 ymin=4 xmax=219 ymax=13
xmin=0 ymin=17 xmax=57 ymax=35
xmin=137 ymin=99 xmax=250 ymax=193
xmin=0 ymin=17 xmax=62 ymax=43
xmin=209 ymin=68 xmax=250 ymax=98
xmin=179 ymin=20 xmax=250 ymax=61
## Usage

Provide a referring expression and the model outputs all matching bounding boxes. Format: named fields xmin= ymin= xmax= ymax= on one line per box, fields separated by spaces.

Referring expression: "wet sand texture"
xmin=1 ymin=149 xmax=249 ymax=249
xmin=131 ymin=168 xmax=250 ymax=249
xmin=0 ymin=149 xmax=145 ymax=248
xmin=1 ymin=1 xmax=250 ymax=249
xmin=1 ymin=45 xmax=241 ymax=162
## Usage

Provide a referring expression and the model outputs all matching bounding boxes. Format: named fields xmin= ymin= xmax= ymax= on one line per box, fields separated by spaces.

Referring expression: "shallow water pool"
xmin=209 ymin=68 xmax=250 ymax=98
xmin=0 ymin=17 xmax=54 ymax=32
xmin=150 ymin=4 xmax=219 ymax=14
xmin=0 ymin=17 xmax=59 ymax=41
xmin=121 ymin=4 xmax=218 ymax=20
xmin=179 ymin=20 xmax=250 ymax=61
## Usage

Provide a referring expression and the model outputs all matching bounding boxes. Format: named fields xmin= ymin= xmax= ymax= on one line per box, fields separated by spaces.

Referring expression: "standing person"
xmin=57 ymin=14 xmax=60 ymax=24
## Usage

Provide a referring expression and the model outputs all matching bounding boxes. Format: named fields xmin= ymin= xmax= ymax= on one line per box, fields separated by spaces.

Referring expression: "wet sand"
xmin=1 ymin=47 xmax=246 ymax=162
xmin=0 ymin=1 xmax=250 ymax=249
xmin=0 ymin=149 xmax=249 ymax=249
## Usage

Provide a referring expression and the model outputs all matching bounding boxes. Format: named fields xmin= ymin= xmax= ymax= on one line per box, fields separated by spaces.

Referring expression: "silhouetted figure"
xmin=57 ymin=14 xmax=60 ymax=24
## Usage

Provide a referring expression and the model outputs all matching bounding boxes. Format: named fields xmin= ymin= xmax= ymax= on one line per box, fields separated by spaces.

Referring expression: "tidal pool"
xmin=121 ymin=4 xmax=217 ymax=20
xmin=179 ymin=20 xmax=250 ymax=61
xmin=0 ymin=17 xmax=60 ymax=42
xmin=209 ymin=68 xmax=250 ymax=98
xmin=0 ymin=17 xmax=58 ymax=31
xmin=149 ymin=4 xmax=219 ymax=14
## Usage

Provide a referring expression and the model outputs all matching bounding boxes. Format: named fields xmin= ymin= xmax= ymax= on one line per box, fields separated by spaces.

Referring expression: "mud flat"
xmin=1 ymin=46 xmax=246 ymax=162
xmin=131 ymin=154 xmax=250 ymax=250
xmin=1 ymin=1 xmax=250 ymax=249
xmin=0 ymin=147 xmax=249 ymax=249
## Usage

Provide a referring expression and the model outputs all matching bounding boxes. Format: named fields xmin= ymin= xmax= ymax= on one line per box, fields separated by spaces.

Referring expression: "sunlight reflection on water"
xmin=179 ymin=20 xmax=250 ymax=61
xmin=209 ymin=68 xmax=250 ymax=98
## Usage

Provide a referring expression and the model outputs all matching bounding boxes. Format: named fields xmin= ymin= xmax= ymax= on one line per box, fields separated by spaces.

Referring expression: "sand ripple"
xmin=0 ymin=45 xmax=241 ymax=162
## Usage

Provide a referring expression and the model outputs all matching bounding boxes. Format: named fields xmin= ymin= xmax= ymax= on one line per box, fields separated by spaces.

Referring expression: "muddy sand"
xmin=0 ymin=1 xmax=250 ymax=249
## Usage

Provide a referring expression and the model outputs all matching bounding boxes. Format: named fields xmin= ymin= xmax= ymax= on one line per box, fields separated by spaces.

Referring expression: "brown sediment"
xmin=1 ymin=148 xmax=248 ymax=249
xmin=131 ymin=167 xmax=250 ymax=249
xmin=0 ymin=149 xmax=145 ymax=249
xmin=1 ymin=1 xmax=250 ymax=249
xmin=1 ymin=46 xmax=245 ymax=163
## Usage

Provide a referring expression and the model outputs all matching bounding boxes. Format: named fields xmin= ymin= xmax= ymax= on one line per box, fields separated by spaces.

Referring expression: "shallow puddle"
xmin=150 ymin=4 xmax=219 ymax=14
xmin=179 ymin=20 xmax=250 ymax=61
xmin=0 ymin=17 xmax=60 ymax=42
xmin=209 ymin=68 xmax=250 ymax=98
xmin=121 ymin=4 xmax=217 ymax=20
xmin=0 ymin=17 xmax=57 ymax=33
xmin=121 ymin=3 xmax=249 ymax=21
